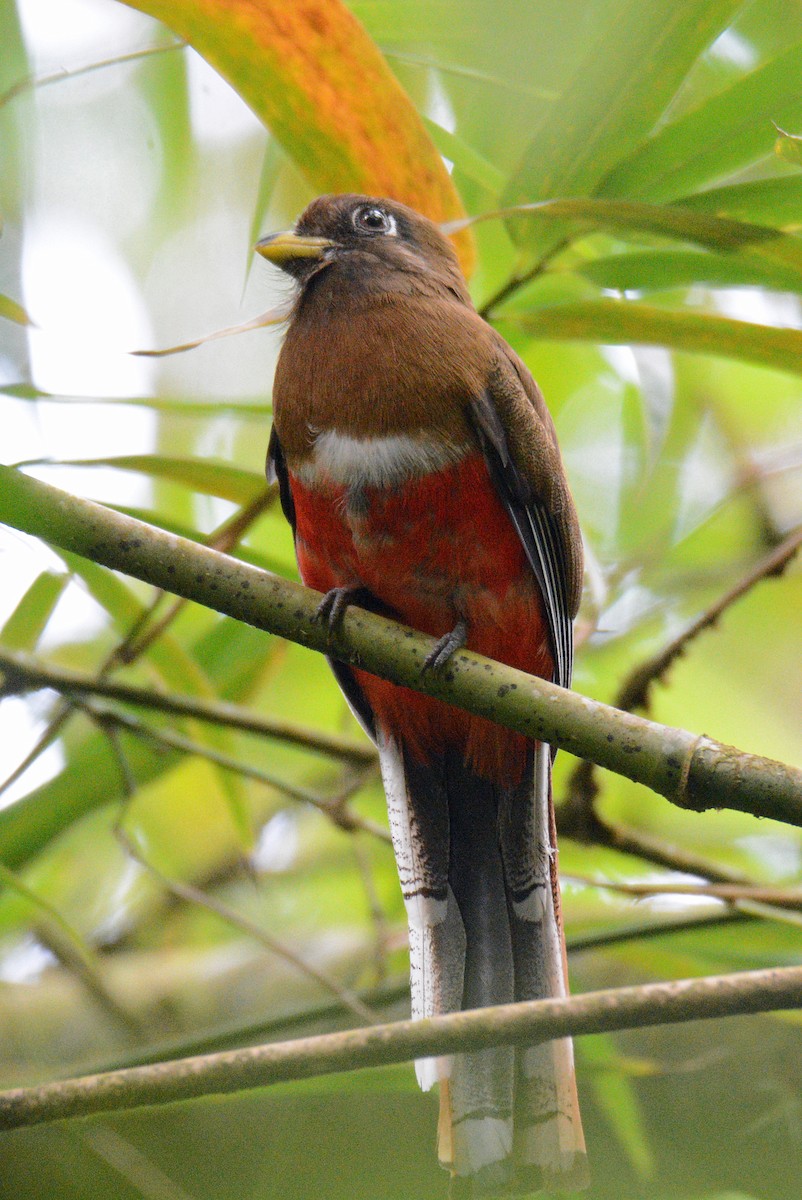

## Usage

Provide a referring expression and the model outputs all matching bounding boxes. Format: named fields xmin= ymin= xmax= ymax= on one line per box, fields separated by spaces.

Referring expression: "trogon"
xmin=256 ymin=194 xmax=588 ymax=1195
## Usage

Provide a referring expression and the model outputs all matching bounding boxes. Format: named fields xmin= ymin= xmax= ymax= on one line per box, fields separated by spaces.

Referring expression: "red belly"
xmin=290 ymin=453 xmax=552 ymax=782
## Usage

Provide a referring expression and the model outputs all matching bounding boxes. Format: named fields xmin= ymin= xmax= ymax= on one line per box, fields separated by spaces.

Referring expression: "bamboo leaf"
xmin=0 ymin=572 xmax=68 ymax=652
xmin=53 ymin=550 xmax=216 ymax=698
xmin=459 ymin=197 xmax=802 ymax=291
xmin=458 ymin=196 xmax=798 ymax=254
xmin=503 ymin=1 xmax=740 ymax=209
xmin=4 ymin=383 xmax=271 ymax=419
xmin=575 ymin=248 xmax=802 ymax=295
xmin=599 ymin=40 xmax=802 ymax=201
xmin=506 ymin=300 xmax=802 ymax=377
xmin=581 ymin=1035 xmax=655 ymax=1177
xmin=25 ymin=456 xmax=266 ymax=505
xmin=421 ymin=117 xmax=505 ymax=196
xmin=0 ymin=292 xmax=34 ymax=326
xmin=774 ymin=124 xmax=802 ymax=169
xmin=675 ymin=176 xmax=802 ymax=228
xmin=119 ymin=0 xmax=474 ymax=272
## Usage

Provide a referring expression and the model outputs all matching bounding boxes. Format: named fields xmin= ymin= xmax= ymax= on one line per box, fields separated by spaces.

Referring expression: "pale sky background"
xmin=1 ymin=0 xmax=277 ymax=803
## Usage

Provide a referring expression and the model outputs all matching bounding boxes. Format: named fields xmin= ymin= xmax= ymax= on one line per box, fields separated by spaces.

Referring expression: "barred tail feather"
xmin=380 ymin=729 xmax=587 ymax=1194
xmin=508 ymin=743 xmax=588 ymax=1191
xmin=377 ymin=729 xmax=465 ymax=1091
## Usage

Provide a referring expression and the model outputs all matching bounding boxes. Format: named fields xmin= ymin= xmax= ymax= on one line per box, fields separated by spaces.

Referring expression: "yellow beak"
xmin=255 ymin=231 xmax=333 ymax=264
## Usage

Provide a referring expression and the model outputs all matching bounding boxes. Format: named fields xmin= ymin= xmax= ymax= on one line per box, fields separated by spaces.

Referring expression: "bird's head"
xmin=255 ymin=194 xmax=472 ymax=306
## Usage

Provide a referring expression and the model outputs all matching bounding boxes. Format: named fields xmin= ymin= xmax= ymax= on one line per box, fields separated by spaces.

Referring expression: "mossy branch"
xmin=1 ymin=463 xmax=801 ymax=827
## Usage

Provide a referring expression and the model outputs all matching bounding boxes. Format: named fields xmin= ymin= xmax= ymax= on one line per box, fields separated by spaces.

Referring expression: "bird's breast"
xmin=271 ymin=293 xmax=492 ymax=464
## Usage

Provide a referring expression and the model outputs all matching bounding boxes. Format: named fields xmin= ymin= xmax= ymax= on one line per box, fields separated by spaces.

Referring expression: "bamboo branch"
xmin=1 ymin=465 xmax=801 ymax=828
xmin=0 ymin=965 xmax=799 ymax=1131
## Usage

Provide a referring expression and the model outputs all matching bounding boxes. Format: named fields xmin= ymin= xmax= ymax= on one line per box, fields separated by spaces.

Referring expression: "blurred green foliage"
xmin=0 ymin=1 xmax=800 ymax=1198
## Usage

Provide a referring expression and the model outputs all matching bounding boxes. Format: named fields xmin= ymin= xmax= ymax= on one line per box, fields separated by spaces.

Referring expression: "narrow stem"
xmin=1 ymin=965 xmax=799 ymax=1131
xmin=0 ymin=647 xmax=374 ymax=763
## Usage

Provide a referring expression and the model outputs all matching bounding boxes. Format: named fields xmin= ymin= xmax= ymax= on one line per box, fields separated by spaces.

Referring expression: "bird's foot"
xmin=423 ymin=620 xmax=468 ymax=672
xmin=314 ymin=586 xmax=370 ymax=630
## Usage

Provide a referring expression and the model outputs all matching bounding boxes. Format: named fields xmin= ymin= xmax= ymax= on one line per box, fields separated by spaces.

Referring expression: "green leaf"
xmin=0 ymin=292 xmax=33 ymax=325
xmin=507 ymin=299 xmax=802 ymax=377
xmin=774 ymin=123 xmax=802 ymax=168
xmin=31 ymin=455 xmax=267 ymax=504
xmin=675 ymin=174 xmax=802 ymax=227
xmin=503 ymin=0 xmax=740 ymax=208
xmin=0 ymin=571 xmax=68 ymax=651
xmin=575 ymin=248 xmax=802 ymax=294
xmin=463 ymin=198 xmax=802 ymax=293
xmin=465 ymin=196 xmax=792 ymax=253
xmin=0 ymin=862 xmax=112 ymax=999
xmin=421 ymin=117 xmax=505 ymax=196
xmin=4 ymin=383 xmax=271 ymax=419
xmin=582 ymin=1034 xmax=654 ymax=1176
xmin=599 ymin=39 xmax=802 ymax=201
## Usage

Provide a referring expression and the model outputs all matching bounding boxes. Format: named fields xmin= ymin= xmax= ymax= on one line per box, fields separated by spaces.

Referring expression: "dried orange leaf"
xmin=131 ymin=305 xmax=290 ymax=357
xmin=121 ymin=0 xmax=474 ymax=273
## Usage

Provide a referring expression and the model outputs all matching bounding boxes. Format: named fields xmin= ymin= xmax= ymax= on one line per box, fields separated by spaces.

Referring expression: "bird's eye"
xmin=352 ymin=205 xmax=396 ymax=236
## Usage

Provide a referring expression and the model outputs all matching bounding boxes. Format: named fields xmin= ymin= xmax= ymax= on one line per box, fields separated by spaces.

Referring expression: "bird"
xmin=256 ymin=194 xmax=588 ymax=1195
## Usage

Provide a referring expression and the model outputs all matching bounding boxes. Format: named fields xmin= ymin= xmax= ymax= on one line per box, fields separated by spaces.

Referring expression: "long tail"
xmin=378 ymin=731 xmax=588 ymax=1195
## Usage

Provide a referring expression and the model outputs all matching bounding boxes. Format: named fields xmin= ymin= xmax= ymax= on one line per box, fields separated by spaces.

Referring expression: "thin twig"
xmin=478 ymin=236 xmax=570 ymax=319
xmin=350 ymin=839 xmax=393 ymax=985
xmin=1 ymin=965 xmax=800 ymax=1131
xmin=560 ymin=526 xmax=802 ymax=852
xmin=0 ymin=41 xmax=186 ymax=109
xmin=117 ymin=824 xmax=378 ymax=1027
xmin=617 ymin=526 xmax=802 ymax=713
xmin=0 ymin=490 xmax=279 ymax=803
xmin=565 ymin=872 xmax=802 ymax=910
xmin=99 ymin=718 xmax=378 ymax=1027
xmin=558 ymin=788 xmax=802 ymax=927
xmin=82 ymin=700 xmax=389 ymax=842
xmin=79 ymin=1124 xmax=197 ymax=1200
xmin=0 ymin=863 xmax=141 ymax=1037
xmin=0 ymin=708 xmax=71 ymax=801
xmin=106 ymin=487 xmax=276 ymax=668
xmin=566 ymin=910 xmax=750 ymax=953
xmin=0 ymin=647 xmax=374 ymax=763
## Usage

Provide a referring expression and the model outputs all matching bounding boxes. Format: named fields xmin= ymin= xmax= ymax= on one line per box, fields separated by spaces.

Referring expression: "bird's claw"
xmin=314 ymin=586 xmax=368 ymax=630
xmin=423 ymin=620 xmax=468 ymax=672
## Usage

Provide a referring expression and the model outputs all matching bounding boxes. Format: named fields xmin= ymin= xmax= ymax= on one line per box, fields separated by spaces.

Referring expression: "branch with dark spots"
xmin=1 ymin=465 xmax=801 ymax=841
xmin=1 ymin=964 xmax=799 ymax=1131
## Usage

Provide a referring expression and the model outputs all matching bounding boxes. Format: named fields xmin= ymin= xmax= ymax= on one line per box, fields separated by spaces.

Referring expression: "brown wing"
xmin=468 ymin=338 xmax=582 ymax=689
